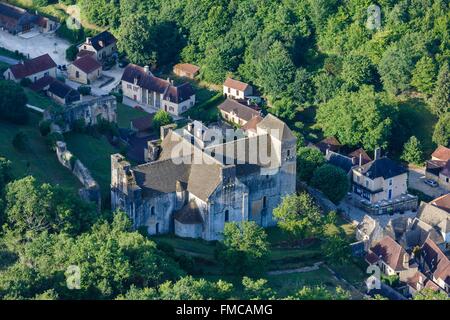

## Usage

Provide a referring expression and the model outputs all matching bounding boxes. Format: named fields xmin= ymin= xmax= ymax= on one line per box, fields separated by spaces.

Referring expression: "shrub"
xmin=46 ymin=132 xmax=64 ymax=149
xmin=39 ymin=120 xmax=52 ymax=137
xmin=20 ymin=78 xmax=32 ymax=88
xmin=77 ymin=86 xmax=92 ymax=96
xmin=66 ymin=44 xmax=79 ymax=62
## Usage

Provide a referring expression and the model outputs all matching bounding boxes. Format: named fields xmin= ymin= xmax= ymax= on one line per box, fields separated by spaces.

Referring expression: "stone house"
xmin=351 ymin=151 xmax=418 ymax=215
xmin=111 ymin=114 xmax=297 ymax=241
xmin=173 ymin=63 xmax=200 ymax=79
xmin=426 ymin=146 xmax=450 ymax=191
xmin=121 ymin=64 xmax=196 ymax=116
xmin=78 ymin=31 xmax=117 ymax=61
xmin=68 ymin=55 xmax=102 ymax=85
xmin=218 ymin=98 xmax=261 ymax=127
xmin=0 ymin=2 xmax=57 ymax=35
xmin=366 ymin=235 xmax=418 ymax=282
xmin=46 ymin=79 xmax=80 ymax=105
xmin=416 ymin=201 xmax=450 ymax=246
xmin=3 ymin=53 xmax=56 ymax=83
xmin=223 ymin=78 xmax=253 ymax=100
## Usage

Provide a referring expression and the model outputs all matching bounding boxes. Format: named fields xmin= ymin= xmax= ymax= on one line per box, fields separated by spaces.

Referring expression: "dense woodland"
xmin=62 ymin=0 xmax=450 ymax=155
xmin=0 ymin=0 xmax=448 ymax=300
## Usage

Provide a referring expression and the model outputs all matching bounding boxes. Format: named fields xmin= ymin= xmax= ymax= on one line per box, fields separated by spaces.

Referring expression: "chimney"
xmin=374 ymin=147 xmax=381 ymax=160
xmin=187 ymin=122 xmax=194 ymax=133
xmin=403 ymin=253 xmax=409 ymax=269
xmin=359 ymin=153 xmax=363 ymax=166
xmin=144 ymin=66 xmax=150 ymax=74
xmin=86 ymin=37 xmax=91 ymax=44
xmin=99 ymin=40 xmax=104 ymax=48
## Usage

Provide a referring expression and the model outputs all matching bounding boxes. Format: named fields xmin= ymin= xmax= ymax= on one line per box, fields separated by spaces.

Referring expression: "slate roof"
xmin=326 ymin=151 xmax=354 ymax=173
xmin=9 ymin=54 xmax=56 ymax=79
xmin=163 ymin=82 xmax=195 ymax=104
xmin=256 ymin=113 xmax=296 ymax=141
xmin=432 ymin=146 xmax=450 ymax=161
xmin=355 ymin=157 xmax=407 ymax=180
xmin=174 ymin=201 xmax=203 ymax=224
xmin=72 ymin=55 xmax=101 ymax=74
xmin=367 ymin=236 xmax=408 ymax=271
xmin=122 ymin=64 xmax=195 ymax=103
xmin=224 ymin=77 xmax=250 ymax=91
xmin=48 ymin=80 xmax=78 ymax=100
xmin=405 ymin=218 xmax=444 ymax=248
xmin=29 ymin=75 xmax=55 ymax=91
xmin=88 ymin=31 xmax=116 ymax=51
xmin=174 ymin=63 xmax=200 ymax=75
xmin=218 ymin=99 xmax=260 ymax=122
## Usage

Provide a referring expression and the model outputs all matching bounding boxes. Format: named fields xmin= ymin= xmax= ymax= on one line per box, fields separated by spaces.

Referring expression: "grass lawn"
xmin=64 ymin=132 xmax=118 ymax=198
xmin=116 ymin=103 xmax=149 ymax=129
xmin=24 ymin=88 xmax=60 ymax=110
xmin=0 ymin=112 xmax=81 ymax=191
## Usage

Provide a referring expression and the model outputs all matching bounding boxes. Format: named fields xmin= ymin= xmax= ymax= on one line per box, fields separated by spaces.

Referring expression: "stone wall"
xmin=55 ymin=140 xmax=101 ymax=210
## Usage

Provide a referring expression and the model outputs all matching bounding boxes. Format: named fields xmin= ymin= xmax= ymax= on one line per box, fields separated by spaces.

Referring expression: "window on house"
xmin=76 ymin=71 xmax=79 ymax=78
xmin=287 ymin=149 xmax=291 ymax=157
xmin=151 ymin=206 xmax=155 ymax=216
xmin=225 ymin=210 xmax=229 ymax=222
xmin=389 ymin=179 xmax=393 ymax=186
xmin=127 ymin=84 xmax=132 ymax=89
xmin=365 ymin=180 xmax=369 ymax=188
xmin=228 ymin=87 xmax=231 ymax=94
xmin=263 ymin=196 xmax=267 ymax=208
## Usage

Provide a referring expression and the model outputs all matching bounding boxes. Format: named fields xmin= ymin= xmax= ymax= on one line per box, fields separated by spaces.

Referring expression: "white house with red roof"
xmin=426 ymin=145 xmax=450 ymax=191
xmin=3 ymin=53 xmax=56 ymax=83
xmin=223 ymin=77 xmax=253 ymax=100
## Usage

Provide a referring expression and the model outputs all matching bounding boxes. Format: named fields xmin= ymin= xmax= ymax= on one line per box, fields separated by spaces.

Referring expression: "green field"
xmin=0 ymin=112 xmax=81 ymax=191
xmin=116 ymin=103 xmax=150 ymax=129
xmin=64 ymin=132 xmax=118 ymax=197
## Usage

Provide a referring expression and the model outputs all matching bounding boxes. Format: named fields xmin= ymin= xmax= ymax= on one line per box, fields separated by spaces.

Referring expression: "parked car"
xmin=424 ymin=179 xmax=438 ymax=187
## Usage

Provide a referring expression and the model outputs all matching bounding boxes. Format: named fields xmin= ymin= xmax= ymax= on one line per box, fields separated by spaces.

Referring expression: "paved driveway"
xmin=0 ymin=30 xmax=70 ymax=65
xmin=408 ymin=166 xmax=447 ymax=198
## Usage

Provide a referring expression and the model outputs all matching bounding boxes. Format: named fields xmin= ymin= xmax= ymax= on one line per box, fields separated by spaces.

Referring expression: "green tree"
xmin=158 ymin=276 xmax=233 ymax=300
xmin=432 ymin=112 xmax=450 ymax=147
xmin=216 ymin=222 xmax=270 ymax=276
xmin=0 ymin=80 xmax=28 ymax=124
xmin=296 ymin=147 xmax=325 ymax=183
xmin=341 ymin=55 xmax=374 ymax=90
xmin=413 ymin=288 xmax=450 ymax=300
xmin=273 ymin=193 xmax=324 ymax=242
xmin=321 ymin=224 xmax=351 ymax=265
xmin=310 ymin=164 xmax=349 ymax=204
xmin=288 ymin=285 xmax=351 ymax=300
xmin=152 ymin=110 xmax=174 ymax=131
xmin=242 ymin=277 xmax=275 ymax=300
xmin=401 ymin=136 xmax=424 ymax=165
xmin=316 ymin=86 xmax=395 ymax=150
xmin=411 ymin=56 xmax=437 ymax=95
xmin=430 ymin=63 xmax=450 ymax=116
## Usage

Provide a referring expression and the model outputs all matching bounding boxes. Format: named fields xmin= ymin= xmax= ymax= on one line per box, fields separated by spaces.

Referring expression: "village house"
xmin=173 ymin=63 xmax=200 ymax=79
xmin=44 ymin=95 xmax=117 ymax=132
xmin=218 ymin=98 xmax=261 ymax=127
xmin=366 ymin=235 xmax=418 ymax=282
xmin=111 ymin=114 xmax=297 ymax=241
xmin=416 ymin=200 xmax=450 ymax=246
xmin=78 ymin=31 xmax=117 ymax=61
xmin=351 ymin=150 xmax=418 ymax=215
xmin=68 ymin=55 xmax=102 ymax=85
xmin=431 ymin=194 xmax=450 ymax=213
xmin=426 ymin=146 xmax=450 ymax=191
xmin=121 ymin=64 xmax=196 ymax=116
xmin=3 ymin=53 xmax=56 ymax=83
xmin=46 ymin=79 xmax=80 ymax=106
xmin=223 ymin=77 xmax=253 ymax=100
xmin=0 ymin=2 xmax=57 ymax=35
xmin=313 ymin=137 xmax=342 ymax=154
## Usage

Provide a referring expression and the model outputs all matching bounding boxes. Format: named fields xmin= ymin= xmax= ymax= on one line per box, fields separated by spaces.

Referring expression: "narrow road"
xmin=267 ymin=262 xmax=323 ymax=275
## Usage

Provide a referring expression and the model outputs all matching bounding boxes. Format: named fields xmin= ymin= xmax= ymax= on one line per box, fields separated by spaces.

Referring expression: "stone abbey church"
xmin=111 ymin=114 xmax=297 ymax=241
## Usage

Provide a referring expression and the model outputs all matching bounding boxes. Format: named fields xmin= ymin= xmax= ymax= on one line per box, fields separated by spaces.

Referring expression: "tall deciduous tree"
xmin=401 ymin=136 xmax=424 ymax=165
xmin=411 ymin=56 xmax=437 ymax=95
xmin=310 ymin=164 xmax=349 ymax=204
xmin=430 ymin=63 xmax=450 ymax=116
xmin=432 ymin=112 xmax=450 ymax=147
xmin=0 ymin=80 xmax=28 ymax=124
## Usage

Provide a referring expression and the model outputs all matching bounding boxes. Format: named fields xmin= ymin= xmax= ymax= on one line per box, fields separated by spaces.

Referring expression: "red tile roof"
xmin=368 ymin=236 xmax=408 ymax=271
xmin=224 ymin=77 xmax=250 ymax=92
xmin=72 ymin=55 xmax=101 ymax=74
xmin=421 ymin=237 xmax=450 ymax=287
xmin=432 ymin=146 xmax=450 ymax=162
xmin=431 ymin=194 xmax=450 ymax=213
xmin=174 ymin=63 xmax=200 ymax=75
xmin=242 ymin=115 xmax=263 ymax=132
xmin=315 ymin=137 xmax=342 ymax=153
xmin=9 ymin=54 xmax=56 ymax=79
xmin=76 ymin=49 xmax=95 ymax=59
xmin=348 ymin=148 xmax=372 ymax=165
